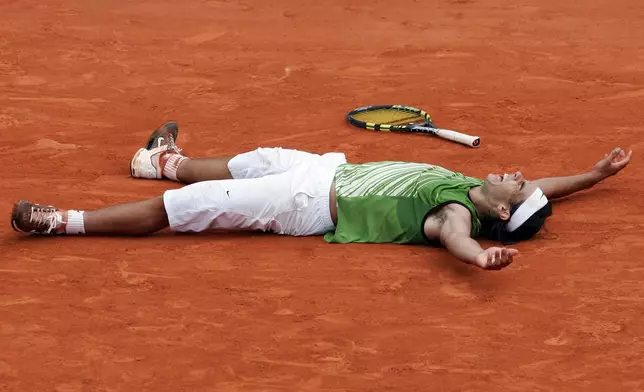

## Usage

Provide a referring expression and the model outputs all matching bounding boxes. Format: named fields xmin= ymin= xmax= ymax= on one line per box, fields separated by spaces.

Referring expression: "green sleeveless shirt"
xmin=323 ymin=161 xmax=484 ymax=244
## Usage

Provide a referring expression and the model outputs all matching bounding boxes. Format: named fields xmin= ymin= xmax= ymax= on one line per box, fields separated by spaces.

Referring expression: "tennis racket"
xmin=347 ymin=104 xmax=480 ymax=148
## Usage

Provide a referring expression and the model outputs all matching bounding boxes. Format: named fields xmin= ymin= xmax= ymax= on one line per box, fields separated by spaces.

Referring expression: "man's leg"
xmin=169 ymin=148 xmax=312 ymax=185
xmin=83 ymin=197 xmax=168 ymax=234
xmin=133 ymin=143 xmax=325 ymax=186
xmin=11 ymin=168 xmax=325 ymax=237
xmin=132 ymin=139 xmax=236 ymax=184
xmin=131 ymin=122 xmax=344 ymax=185
xmin=11 ymin=196 xmax=169 ymax=236
xmin=174 ymin=157 xmax=234 ymax=184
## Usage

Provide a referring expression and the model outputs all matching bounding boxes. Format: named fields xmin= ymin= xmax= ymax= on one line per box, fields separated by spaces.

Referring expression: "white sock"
xmin=163 ymin=154 xmax=188 ymax=182
xmin=66 ymin=210 xmax=86 ymax=235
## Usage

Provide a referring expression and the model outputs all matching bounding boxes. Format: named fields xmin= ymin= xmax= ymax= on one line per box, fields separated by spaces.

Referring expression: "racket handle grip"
xmin=436 ymin=129 xmax=480 ymax=148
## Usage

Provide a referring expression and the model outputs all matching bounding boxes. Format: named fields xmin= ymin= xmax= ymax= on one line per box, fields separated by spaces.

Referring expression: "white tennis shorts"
xmin=162 ymin=147 xmax=347 ymax=236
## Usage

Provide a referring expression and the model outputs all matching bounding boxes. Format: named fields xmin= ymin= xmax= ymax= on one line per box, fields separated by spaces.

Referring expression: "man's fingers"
xmin=506 ymin=248 xmax=520 ymax=256
xmin=487 ymin=254 xmax=501 ymax=269
xmin=614 ymin=150 xmax=632 ymax=168
xmin=610 ymin=147 xmax=621 ymax=158
xmin=623 ymin=150 xmax=633 ymax=163
xmin=613 ymin=148 xmax=625 ymax=162
xmin=497 ymin=249 xmax=515 ymax=266
xmin=496 ymin=249 xmax=508 ymax=266
xmin=482 ymin=248 xmax=518 ymax=269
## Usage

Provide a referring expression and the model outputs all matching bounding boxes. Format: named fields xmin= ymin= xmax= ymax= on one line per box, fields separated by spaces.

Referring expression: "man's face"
xmin=482 ymin=171 xmax=539 ymax=219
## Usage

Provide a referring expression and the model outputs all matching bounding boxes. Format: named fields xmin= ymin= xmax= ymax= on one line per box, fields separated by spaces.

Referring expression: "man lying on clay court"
xmin=11 ymin=122 xmax=632 ymax=270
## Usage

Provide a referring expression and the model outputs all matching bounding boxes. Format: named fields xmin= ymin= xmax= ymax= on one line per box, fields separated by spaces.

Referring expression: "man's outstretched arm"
xmin=437 ymin=204 xmax=518 ymax=270
xmin=532 ymin=147 xmax=632 ymax=200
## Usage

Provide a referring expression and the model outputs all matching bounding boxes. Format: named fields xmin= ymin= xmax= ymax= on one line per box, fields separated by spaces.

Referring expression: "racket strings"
xmin=350 ymin=109 xmax=426 ymax=125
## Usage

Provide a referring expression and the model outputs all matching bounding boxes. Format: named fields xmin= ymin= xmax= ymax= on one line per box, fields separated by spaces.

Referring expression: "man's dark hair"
xmin=480 ymin=202 xmax=553 ymax=245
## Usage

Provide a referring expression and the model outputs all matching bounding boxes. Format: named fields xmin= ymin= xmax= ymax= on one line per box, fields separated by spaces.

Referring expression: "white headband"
xmin=506 ymin=188 xmax=548 ymax=232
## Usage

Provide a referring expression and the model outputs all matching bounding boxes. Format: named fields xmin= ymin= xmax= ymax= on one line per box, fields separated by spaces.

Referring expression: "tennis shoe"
xmin=131 ymin=122 xmax=182 ymax=179
xmin=11 ymin=200 xmax=64 ymax=235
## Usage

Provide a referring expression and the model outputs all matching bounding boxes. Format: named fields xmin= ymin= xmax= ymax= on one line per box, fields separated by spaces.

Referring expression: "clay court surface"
xmin=1 ymin=0 xmax=643 ymax=390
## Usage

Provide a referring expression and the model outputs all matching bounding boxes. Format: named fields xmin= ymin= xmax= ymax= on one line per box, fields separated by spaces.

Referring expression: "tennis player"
xmin=11 ymin=122 xmax=632 ymax=270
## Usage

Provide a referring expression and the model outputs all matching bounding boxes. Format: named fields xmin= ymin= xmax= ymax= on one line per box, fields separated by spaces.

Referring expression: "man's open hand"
xmin=593 ymin=147 xmax=632 ymax=179
xmin=475 ymin=247 xmax=518 ymax=270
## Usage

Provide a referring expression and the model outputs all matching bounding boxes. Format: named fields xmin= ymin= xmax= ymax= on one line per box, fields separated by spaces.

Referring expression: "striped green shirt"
xmin=323 ymin=161 xmax=484 ymax=244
